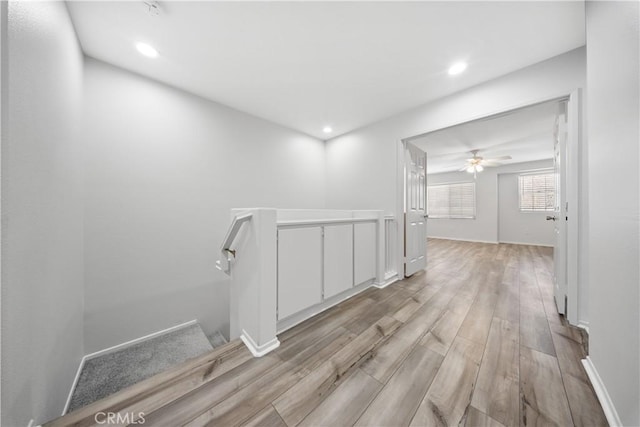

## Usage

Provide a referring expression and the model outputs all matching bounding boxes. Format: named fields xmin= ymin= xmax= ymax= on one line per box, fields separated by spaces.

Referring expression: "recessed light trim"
xmin=136 ymin=42 xmax=158 ymax=58
xmin=448 ymin=61 xmax=467 ymax=76
xmin=323 ymin=126 xmax=333 ymax=134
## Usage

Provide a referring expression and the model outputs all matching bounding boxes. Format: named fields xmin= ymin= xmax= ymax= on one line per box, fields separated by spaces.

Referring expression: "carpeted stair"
xmin=67 ymin=323 xmax=226 ymax=412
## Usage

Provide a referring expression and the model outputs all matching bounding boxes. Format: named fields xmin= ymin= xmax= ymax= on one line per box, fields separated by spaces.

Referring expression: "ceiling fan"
xmin=459 ymin=150 xmax=512 ymax=177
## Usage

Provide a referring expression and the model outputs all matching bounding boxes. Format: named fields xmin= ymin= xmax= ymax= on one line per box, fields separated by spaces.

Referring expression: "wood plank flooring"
xmin=46 ymin=239 xmax=608 ymax=427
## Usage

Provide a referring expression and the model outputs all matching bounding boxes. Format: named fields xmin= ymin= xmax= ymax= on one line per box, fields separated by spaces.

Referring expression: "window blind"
xmin=519 ymin=173 xmax=555 ymax=211
xmin=427 ymin=182 xmax=476 ymax=219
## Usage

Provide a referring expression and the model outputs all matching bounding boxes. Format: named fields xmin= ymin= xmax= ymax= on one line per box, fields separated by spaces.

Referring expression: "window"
xmin=519 ymin=173 xmax=555 ymax=211
xmin=427 ymin=182 xmax=476 ymax=219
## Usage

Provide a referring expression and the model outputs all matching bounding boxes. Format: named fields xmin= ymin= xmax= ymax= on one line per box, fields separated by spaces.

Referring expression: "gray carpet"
xmin=207 ymin=330 xmax=228 ymax=348
xmin=68 ymin=324 xmax=214 ymax=413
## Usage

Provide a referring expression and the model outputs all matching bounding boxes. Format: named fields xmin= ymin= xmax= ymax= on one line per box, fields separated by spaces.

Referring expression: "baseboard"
xmin=577 ymin=320 xmax=590 ymax=334
xmin=582 ymin=356 xmax=622 ymax=427
xmin=277 ymin=281 xmax=373 ymax=334
xmin=427 ymin=236 xmax=498 ymax=244
xmin=84 ymin=319 xmax=198 ymax=360
xmin=498 ymin=240 xmax=554 ymax=247
xmin=240 ymin=330 xmax=280 ymax=357
xmin=62 ymin=355 xmax=87 ymax=415
xmin=374 ymin=274 xmax=399 ymax=289
xmin=62 ymin=319 xmax=198 ymax=415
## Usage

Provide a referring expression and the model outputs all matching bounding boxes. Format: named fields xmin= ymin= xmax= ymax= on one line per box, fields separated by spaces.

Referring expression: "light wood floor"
xmin=47 ymin=239 xmax=608 ymax=427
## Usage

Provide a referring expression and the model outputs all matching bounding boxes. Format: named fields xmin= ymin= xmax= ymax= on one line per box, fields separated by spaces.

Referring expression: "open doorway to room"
xmin=402 ymin=94 xmax=582 ymax=325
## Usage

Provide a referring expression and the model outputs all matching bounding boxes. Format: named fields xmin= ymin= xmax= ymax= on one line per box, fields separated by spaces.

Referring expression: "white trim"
xmin=498 ymin=240 xmax=554 ymax=248
xmin=427 ymin=236 xmax=498 ymax=245
xmin=577 ymin=320 xmax=590 ymax=334
xmin=62 ymin=355 xmax=87 ymax=415
xmin=240 ymin=330 xmax=280 ymax=357
xmin=396 ymin=140 xmax=405 ymax=280
xmin=278 ymin=218 xmax=376 ymax=227
xmin=582 ymin=356 xmax=622 ymax=427
xmin=373 ymin=275 xmax=399 ymax=289
xmin=277 ymin=281 xmax=372 ymax=333
xmin=84 ymin=319 xmax=197 ymax=360
xmin=404 ymin=92 xmax=571 ymax=142
xmin=62 ymin=319 xmax=197 ymax=415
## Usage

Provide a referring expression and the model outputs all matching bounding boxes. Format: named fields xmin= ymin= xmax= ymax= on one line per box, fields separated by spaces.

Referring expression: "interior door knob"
xmin=546 ymin=215 xmax=557 ymax=221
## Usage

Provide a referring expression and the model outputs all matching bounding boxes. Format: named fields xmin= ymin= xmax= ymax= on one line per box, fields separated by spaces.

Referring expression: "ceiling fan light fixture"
xmin=467 ymin=166 xmax=475 ymax=173
xmin=476 ymin=165 xmax=484 ymax=172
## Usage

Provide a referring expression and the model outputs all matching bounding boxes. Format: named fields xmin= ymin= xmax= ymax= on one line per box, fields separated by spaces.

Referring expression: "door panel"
xmin=405 ymin=142 xmax=427 ymax=276
xmin=277 ymin=227 xmax=322 ymax=320
xmin=354 ymin=222 xmax=376 ymax=285
xmin=553 ymin=105 xmax=568 ymax=315
xmin=323 ymin=224 xmax=354 ymax=298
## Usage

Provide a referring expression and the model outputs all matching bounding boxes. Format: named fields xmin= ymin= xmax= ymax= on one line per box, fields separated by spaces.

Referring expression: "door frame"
xmin=396 ymin=89 xmax=582 ymax=325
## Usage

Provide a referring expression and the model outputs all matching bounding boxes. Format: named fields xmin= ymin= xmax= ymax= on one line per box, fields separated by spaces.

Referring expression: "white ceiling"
xmin=409 ymin=99 xmax=562 ymax=174
xmin=66 ymin=1 xmax=585 ymax=140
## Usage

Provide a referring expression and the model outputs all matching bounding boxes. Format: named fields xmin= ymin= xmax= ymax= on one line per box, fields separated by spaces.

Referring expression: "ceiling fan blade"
xmin=458 ymin=165 xmax=470 ymax=171
xmin=481 ymin=162 xmax=500 ymax=167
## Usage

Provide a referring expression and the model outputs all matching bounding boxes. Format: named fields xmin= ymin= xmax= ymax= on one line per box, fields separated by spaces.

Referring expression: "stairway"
xmin=66 ymin=324 xmax=225 ymax=413
xmin=47 ymin=338 xmax=247 ymax=426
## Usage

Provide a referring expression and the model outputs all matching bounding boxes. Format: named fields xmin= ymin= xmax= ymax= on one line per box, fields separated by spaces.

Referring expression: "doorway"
xmin=399 ymin=91 xmax=582 ymax=325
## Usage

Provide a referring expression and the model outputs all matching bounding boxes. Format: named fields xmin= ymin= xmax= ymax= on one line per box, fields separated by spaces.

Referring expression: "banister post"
xmin=229 ymin=208 xmax=279 ymax=357
xmin=376 ymin=211 xmax=385 ymax=286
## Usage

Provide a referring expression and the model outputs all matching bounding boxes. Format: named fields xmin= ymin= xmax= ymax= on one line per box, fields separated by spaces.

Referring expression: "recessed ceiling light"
xmin=448 ymin=61 xmax=467 ymax=76
xmin=323 ymin=126 xmax=333 ymax=134
xmin=136 ymin=42 xmax=158 ymax=58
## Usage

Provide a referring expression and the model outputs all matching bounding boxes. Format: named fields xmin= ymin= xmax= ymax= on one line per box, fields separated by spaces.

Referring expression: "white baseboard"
xmin=240 ymin=330 xmax=280 ymax=357
xmin=374 ymin=274 xmax=399 ymax=289
xmin=498 ymin=240 xmax=554 ymax=247
xmin=427 ymin=236 xmax=498 ymax=244
xmin=277 ymin=280 xmax=374 ymax=334
xmin=84 ymin=319 xmax=198 ymax=360
xmin=62 ymin=319 xmax=198 ymax=415
xmin=577 ymin=320 xmax=590 ymax=334
xmin=62 ymin=355 xmax=87 ymax=415
xmin=582 ymin=356 xmax=622 ymax=427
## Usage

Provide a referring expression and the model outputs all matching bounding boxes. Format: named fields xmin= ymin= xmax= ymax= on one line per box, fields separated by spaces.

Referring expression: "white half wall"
xmin=1 ymin=2 xmax=84 ymax=425
xmin=83 ymin=59 xmax=326 ymax=353
xmin=586 ymin=1 xmax=639 ymax=425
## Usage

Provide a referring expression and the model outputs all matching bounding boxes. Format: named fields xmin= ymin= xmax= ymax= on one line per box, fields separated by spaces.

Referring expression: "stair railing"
xmin=216 ymin=211 xmax=253 ymax=275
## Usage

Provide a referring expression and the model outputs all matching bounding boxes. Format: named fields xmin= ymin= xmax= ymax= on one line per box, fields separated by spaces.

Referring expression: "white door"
xmin=551 ymin=105 xmax=568 ymax=315
xmin=404 ymin=142 xmax=427 ymax=276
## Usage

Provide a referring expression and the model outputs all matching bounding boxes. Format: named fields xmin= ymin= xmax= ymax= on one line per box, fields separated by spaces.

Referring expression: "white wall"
xmin=498 ymin=164 xmax=555 ymax=247
xmin=325 ymin=50 xmax=587 ymax=319
xmin=1 ymin=2 xmax=84 ymax=425
xmin=83 ymin=59 xmax=326 ymax=353
xmin=326 ymin=48 xmax=585 ymax=214
xmin=586 ymin=2 xmax=639 ymax=425
xmin=426 ymin=160 xmax=554 ymax=246
xmin=426 ymin=169 xmax=498 ymax=243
